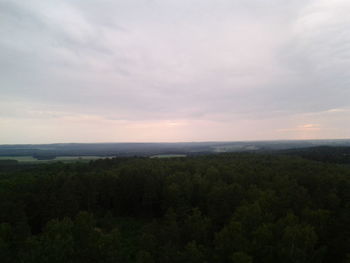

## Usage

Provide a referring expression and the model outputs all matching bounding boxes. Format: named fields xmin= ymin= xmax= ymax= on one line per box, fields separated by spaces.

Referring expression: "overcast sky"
xmin=1 ymin=0 xmax=349 ymax=143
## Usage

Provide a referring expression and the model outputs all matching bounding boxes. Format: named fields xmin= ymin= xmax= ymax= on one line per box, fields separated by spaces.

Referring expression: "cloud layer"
xmin=1 ymin=0 xmax=349 ymax=143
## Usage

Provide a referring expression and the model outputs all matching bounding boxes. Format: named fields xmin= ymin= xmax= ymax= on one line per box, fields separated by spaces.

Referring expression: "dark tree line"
xmin=0 ymin=153 xmax=349 ymax=262
xmin=279 ymin=146 xmax=350 ymax=165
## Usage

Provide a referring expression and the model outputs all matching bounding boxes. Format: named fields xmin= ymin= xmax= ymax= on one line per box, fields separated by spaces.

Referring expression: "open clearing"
xmin=0 ymin=156 xmax=39 ymax=162
xmin=150 ymin=154 xmax=186 ymax=158
xmin=0 ymin=156 xmax=112 ymax=163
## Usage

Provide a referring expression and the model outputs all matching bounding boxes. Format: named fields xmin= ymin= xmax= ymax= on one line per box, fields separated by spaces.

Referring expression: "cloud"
xmin=0 ymin=0 xmax=349 ymax=143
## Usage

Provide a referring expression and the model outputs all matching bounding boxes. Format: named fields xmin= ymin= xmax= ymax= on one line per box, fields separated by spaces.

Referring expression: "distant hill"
xmin=0 ymin=139 xmax=350 ymax=160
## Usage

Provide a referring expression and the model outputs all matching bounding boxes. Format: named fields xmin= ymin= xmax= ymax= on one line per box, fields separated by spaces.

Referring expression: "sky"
xmin=0 ymin=0 xmax=350 ymax=144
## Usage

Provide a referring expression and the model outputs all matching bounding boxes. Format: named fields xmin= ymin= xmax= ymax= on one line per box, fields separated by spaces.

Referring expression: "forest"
xmin=0 ymin=153 xmax=349 ymax=262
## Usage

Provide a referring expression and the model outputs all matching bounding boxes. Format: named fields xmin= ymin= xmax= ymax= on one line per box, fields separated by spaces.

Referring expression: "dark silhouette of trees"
xmin=0 ymin=153 xmax=349 ymax=262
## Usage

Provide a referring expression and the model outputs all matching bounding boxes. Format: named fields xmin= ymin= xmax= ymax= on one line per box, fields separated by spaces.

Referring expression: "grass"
xmin=54 ymin=156 xmax=108 ymax=161
xmin=0 ymin=156 xmax=39 ymax=162
xmin=0 ymin=156 xmax=112 ymax=163
xmin=150 ymin=154 xmax=186 ymax=158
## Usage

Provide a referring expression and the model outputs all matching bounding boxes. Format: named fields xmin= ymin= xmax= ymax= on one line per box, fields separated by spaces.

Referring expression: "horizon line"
xmin=1 ymin=138 xmax=350 ymax=146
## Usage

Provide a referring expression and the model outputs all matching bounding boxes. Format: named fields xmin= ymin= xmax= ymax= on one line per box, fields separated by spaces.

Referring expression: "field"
xmin=0 ymin=156 xmax=39 ymax=162
xmin=150 ymin=154 xmax=187 ymax=158
xmin=0 ymin=156 xmax=110 ymax=163
xmin=0 ymin=154 xmax=188 ymax=163
xmin=54 ymin=156 xmax=110 ymax=161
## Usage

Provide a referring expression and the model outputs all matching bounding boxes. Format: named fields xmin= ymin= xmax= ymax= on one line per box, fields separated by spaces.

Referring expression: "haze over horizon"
xmin=1 ymin=0 xmax=350 ymax=144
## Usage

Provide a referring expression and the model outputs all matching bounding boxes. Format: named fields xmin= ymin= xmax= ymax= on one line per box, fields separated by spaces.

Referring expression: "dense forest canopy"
xmin=0 ymin=153 xmax=349 ymax=262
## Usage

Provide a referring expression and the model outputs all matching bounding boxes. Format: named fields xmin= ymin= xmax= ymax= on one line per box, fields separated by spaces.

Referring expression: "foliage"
xmin=0 ymin=153 xmax=349 ymax=262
